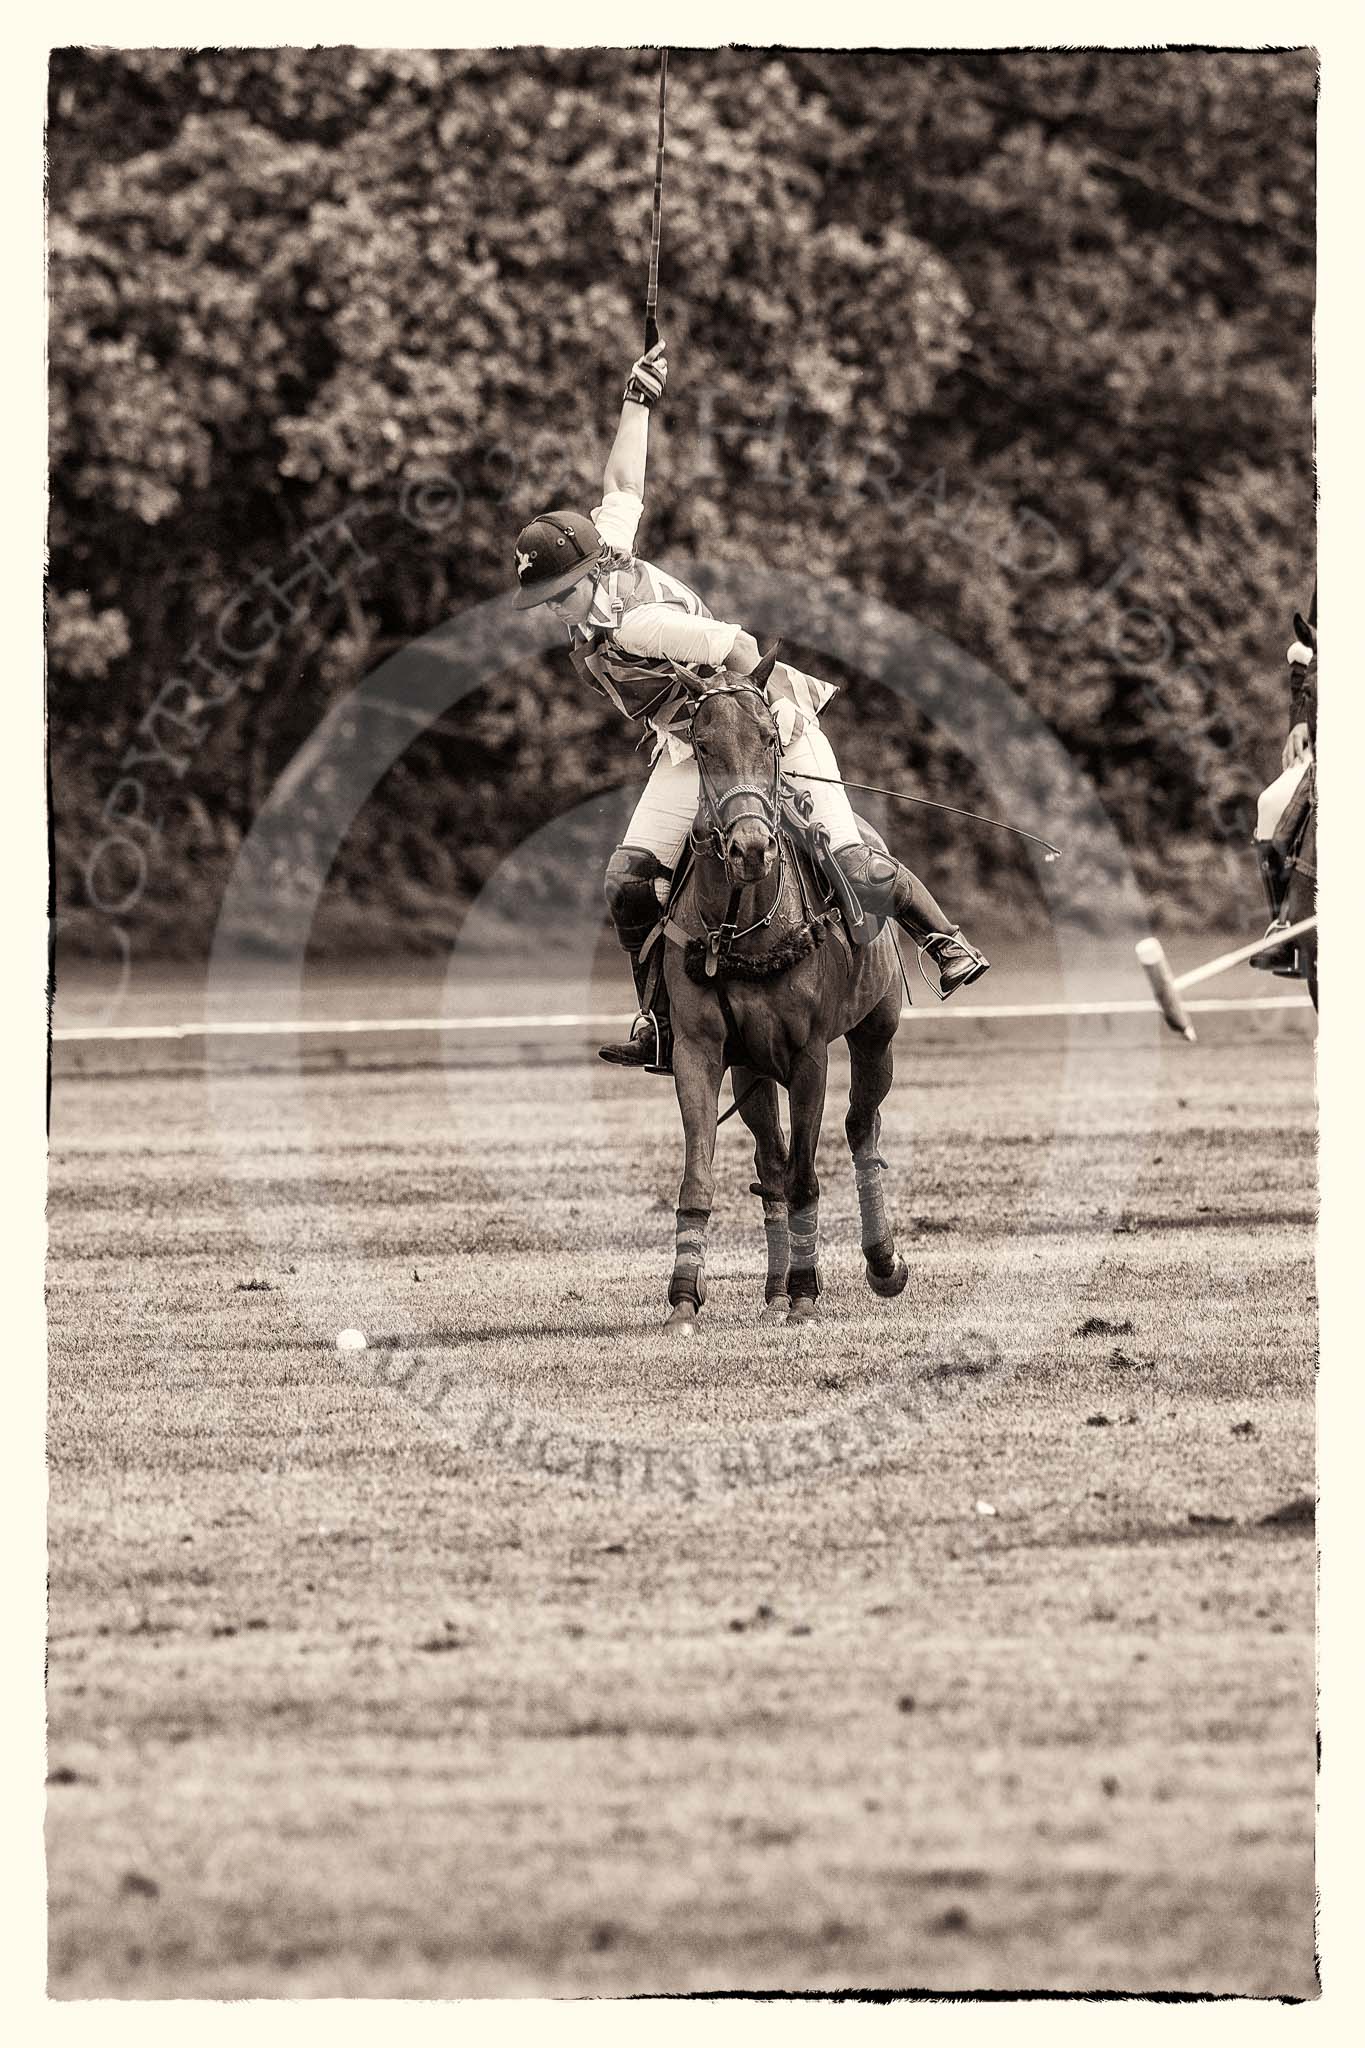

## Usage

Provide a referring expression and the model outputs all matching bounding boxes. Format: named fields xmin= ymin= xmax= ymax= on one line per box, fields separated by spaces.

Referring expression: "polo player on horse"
xmin=511 ymin=341 xmax=989 ymax=1075
xmin=1249 ymin=596 xmax=1316 ymax=978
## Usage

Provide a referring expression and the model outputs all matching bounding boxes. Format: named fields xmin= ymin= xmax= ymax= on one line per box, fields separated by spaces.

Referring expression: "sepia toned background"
xmin=48 ymin=46 xmax=1315 ymax=963
xmin=44 ymin=44 xmax=1319 ymax=2004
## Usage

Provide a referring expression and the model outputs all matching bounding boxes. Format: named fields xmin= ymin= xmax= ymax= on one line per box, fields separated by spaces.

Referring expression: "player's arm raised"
xmin=602 ymin=342 xmax=667 ymax=499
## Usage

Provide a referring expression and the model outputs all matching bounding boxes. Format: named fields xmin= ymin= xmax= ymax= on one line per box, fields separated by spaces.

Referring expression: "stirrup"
xmin=1249 ymin=920 xmax=1297 ymax=974
xmin=597 ymin=1012 xmax=672 ymax=1074
xmin=918 ymin=929 xmax=990 ymax=1001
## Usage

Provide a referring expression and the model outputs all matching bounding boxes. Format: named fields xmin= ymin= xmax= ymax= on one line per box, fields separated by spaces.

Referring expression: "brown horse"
xmin=654 ymin=654 xmax=910 ymax=1331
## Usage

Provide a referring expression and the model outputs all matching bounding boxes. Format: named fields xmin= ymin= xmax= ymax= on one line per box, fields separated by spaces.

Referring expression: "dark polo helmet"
xmin=512 ymin=508 xmax=603 ymax=611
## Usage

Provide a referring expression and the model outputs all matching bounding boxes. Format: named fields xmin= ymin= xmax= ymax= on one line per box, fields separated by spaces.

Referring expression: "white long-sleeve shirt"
xmin=569 ymin=490 xmax=835 ymax=763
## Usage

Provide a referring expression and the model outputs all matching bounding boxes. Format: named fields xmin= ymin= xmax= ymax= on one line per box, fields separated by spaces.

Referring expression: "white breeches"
xmin=621 ymin=722 xmax=862 ymax=869
xmin=1256 ymin=756 xmax=1311 ymax=842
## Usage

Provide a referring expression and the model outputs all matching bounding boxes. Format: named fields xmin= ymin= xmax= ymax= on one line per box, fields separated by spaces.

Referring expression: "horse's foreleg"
xmin=784 ymin=1045 xmax=829 ymax=1322
xmin=733 ymin=1064 xmax=790 ymax=1320
xmin=667 ymin=1032 xmax=725 ymax=1331
xmin=846 ymin=993 xmax=908 ymax=1298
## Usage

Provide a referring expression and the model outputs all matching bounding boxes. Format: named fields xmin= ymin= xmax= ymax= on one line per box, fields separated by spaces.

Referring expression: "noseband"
xmin=686 ymin=681 xmax=782 ymax=864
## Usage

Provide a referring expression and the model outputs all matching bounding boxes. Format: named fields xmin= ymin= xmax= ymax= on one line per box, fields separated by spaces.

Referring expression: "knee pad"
xmin=604 ymin=844 xmax=665 ymax=949
xmin=834 ymin=841 xmax=904 ymax=916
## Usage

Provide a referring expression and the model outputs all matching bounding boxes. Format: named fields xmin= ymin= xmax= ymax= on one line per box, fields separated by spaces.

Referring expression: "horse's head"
xmin=686 ymin=643 xmax=782 ymax=885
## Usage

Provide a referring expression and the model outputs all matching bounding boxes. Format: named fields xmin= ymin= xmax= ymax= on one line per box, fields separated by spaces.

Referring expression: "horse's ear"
xmin=674 ymin=659 xmax=710 ymax=698
xmin=749 ymin=640 xmax=782 ymax=689
xmin=1292 ymin=611 xmax=1314 ymax=650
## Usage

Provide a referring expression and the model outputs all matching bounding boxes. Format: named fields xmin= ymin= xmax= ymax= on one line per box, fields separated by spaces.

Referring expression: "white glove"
xmin=623 ymin=341 xmax=668 ymax=409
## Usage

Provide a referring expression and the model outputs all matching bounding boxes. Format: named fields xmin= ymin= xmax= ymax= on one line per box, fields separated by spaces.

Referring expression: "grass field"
xmin=46 ymin=991 xmax=1318 ymax=1999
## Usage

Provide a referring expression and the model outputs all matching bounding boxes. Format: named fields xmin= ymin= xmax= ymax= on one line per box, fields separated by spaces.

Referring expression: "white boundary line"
xmin=52 ymin=993 xmax=1313 ymax=1043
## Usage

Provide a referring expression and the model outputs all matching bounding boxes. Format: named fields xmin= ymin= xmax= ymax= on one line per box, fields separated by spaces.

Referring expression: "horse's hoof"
xmin=762 ymin=1296 xmax=790 ymax=1325
xmin=787 ymin=1295 xmax=820 ymax=1326
xmin=866 ymin=1256 xmax=909 ymax=1298
xmin=665 ymin=1303 xmax=699 ymax=1335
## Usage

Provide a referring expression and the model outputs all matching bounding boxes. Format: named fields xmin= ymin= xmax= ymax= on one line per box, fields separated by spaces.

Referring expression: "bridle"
xmin=683 ymin=679 xmax=788 ymax=959
xmin=686 ymin=681 xmax=782 ymax=866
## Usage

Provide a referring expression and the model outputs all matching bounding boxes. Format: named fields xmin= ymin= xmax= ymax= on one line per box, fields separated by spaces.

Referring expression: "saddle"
xmin=779 ymin=783 xmax=886 ymax=948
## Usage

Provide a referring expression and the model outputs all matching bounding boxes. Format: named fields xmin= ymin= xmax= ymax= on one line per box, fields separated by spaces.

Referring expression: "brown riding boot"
xmin=919 ymin=927 xmax=992 ymax=996
xmin=1249 ymin=845 xmax=1297 ymax=973
xmin=597 ymin=952 xmax=673 ymax=1073
xmin=600 ymin=847 xmax=674 ymax=1074
xmin=598 ymin=1008 xmax=673 ymax=1073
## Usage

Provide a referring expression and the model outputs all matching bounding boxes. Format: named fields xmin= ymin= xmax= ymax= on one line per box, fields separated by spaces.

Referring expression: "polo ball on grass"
xmin=336 ymin=1328 xmax=367 ymax=1353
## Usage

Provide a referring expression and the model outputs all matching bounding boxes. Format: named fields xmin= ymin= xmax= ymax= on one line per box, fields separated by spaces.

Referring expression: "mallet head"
xmin=1136 ymin=937 xmax=1197 ymax=1042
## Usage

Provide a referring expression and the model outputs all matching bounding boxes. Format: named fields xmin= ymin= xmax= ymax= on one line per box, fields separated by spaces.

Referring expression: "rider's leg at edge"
xmin=1249 ymin=842 xmax=1297 ymax=972
xmin=1249 ymin=759 xmax=1313 ymax=977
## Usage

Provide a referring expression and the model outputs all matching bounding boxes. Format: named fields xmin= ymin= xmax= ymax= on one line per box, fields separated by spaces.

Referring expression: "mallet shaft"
xmin=1174 ymin=916 xmax=1317 ymax=990
xmin=644 ymin=50 xmax=668 ymax=350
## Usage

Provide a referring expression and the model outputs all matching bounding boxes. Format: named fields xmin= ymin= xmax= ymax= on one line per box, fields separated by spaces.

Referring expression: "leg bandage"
xmin=853 ymin=1142 xmax=891 ymax=1254
xmin=788 ymin=1202 xmax=819 ymax=1273
xmin=670 ymin=1208 xmax=709 ymax=1306
xmin=760 ymin=1196 xmax=790 ymax=1302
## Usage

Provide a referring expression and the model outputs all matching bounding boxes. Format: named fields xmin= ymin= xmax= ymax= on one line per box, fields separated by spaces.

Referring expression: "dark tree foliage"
xmin=48 ymin=46 xmax=1315 ymax=957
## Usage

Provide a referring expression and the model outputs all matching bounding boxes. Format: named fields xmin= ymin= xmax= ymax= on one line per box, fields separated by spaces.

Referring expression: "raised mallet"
xmin=644 ymin=50 xmax=668 ymax=350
